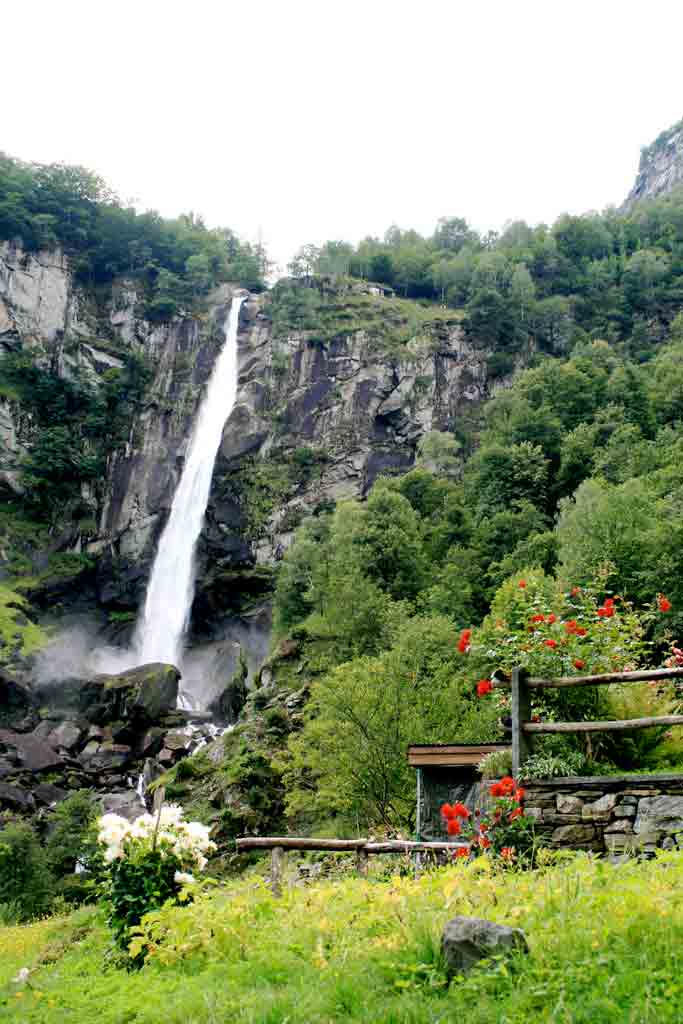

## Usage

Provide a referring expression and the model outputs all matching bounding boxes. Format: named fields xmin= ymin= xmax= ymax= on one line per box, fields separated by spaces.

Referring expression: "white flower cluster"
xmin=97 ymin=803 xmax=216 ymax=871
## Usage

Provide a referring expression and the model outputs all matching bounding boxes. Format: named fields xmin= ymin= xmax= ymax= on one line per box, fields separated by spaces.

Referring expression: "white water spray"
xmin=134 ymin=295 xmax=246 ymax=669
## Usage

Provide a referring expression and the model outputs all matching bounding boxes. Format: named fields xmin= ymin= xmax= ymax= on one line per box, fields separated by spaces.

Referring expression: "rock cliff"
xmin=0 ymin=246 xmax=499 ymax=702
xmin=623 ymin=117 xmax=683 ymax=210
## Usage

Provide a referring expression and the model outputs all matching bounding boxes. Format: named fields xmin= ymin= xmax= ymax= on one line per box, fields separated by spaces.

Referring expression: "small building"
xmin=408 ymin=744 xmax=510 ymax=841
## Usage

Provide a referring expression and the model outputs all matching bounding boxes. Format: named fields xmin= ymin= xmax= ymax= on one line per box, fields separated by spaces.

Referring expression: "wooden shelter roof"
xmin=407 ymin=743 xmax=509 ymax=767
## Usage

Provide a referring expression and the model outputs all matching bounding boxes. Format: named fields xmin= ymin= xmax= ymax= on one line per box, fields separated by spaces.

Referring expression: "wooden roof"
xmin=407 ymin=744 xmax=509 ymax=768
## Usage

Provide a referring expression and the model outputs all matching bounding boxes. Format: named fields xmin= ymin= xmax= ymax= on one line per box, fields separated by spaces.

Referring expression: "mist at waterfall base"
xmin=35 ymin=295 xmax=247 ymax=708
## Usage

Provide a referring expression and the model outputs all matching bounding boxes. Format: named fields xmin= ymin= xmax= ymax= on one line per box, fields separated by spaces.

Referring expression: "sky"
xmin=3 ymin=0 xmax=683 ymax=273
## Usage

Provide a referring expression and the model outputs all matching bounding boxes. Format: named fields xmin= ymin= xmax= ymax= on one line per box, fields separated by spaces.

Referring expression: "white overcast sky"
xmin=3 ymin=0 xmax=683 ymax=272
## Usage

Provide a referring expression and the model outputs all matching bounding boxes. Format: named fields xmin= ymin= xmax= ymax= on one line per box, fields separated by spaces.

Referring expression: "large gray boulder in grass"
xmin=442 ymin=916 xmax=529 ymax=976
xmin=78 ymin=663 xmax=180 ymax=726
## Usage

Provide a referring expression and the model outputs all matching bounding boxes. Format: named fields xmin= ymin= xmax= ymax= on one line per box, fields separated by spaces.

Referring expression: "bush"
xmin=0 ymin=821 xmax=54 ymax=922
xmin=45 ymin=790 xmax=101 ymax=879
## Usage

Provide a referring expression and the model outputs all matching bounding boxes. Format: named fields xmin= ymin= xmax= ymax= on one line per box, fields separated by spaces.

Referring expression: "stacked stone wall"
xmin=524 ymin=774 xmax=683 ymax=855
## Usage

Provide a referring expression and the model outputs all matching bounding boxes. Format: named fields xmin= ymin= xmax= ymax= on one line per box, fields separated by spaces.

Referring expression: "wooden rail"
xmin=235 ymin=836 xmax=468 ymax=893
xmin=511 ymin=665 xmax=683 ymax=775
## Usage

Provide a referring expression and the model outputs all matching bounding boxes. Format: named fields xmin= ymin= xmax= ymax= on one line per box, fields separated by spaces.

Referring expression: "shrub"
xmin=0 ymin=821 xmax=54 ymax=922
xmin=98 ymin=804 xmax=216 ymax=961
xmin=45 ymin=790 xmax=100 ymax=879
xmin=478 ymin=748 xmax=513 ymax=778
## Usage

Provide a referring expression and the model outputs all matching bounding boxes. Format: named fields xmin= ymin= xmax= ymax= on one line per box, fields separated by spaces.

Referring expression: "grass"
xmin=4 ymin=852 xmax=683 ymax=1021
xmin=0 ymin=582 xmax=47 ymax=660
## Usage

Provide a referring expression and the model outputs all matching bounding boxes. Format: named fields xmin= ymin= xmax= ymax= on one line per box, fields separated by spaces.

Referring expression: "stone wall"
xmin=524 ymin=774 xmax=683 ymax=856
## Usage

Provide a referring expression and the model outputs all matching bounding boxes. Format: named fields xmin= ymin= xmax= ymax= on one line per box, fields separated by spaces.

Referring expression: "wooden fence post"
xmin=356 ymin=848 xmax=369 ymax=877
xmin=511 ymin=666 xmax=532 ymax=778
xmin=271 ymin=846 xmax=284 ymax=897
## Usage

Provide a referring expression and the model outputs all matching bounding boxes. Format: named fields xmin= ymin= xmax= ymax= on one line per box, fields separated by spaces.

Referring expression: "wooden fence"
xmin=235 ymin=836 xmax=467 ymax=895
xmin=506 ymin=665 xmax=683 ymax=776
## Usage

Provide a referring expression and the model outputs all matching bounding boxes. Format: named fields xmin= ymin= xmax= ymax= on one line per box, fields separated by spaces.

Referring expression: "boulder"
xmin=442 ymin=916 xmax=528 ymax=976
xmin=100 ymin=790 xmax=145 ymax=821
xmin=0 ymin=728 xmax=65 ymax=772
xmin=0 ymin=782 xmax=35 ymax=811
xmin=78 ymin=663 xmax=180 ymax=726
xmin=48 ymin=721 xmax=86 ymax=752
xmin=32 ymin=782 xmax=68 ymax=807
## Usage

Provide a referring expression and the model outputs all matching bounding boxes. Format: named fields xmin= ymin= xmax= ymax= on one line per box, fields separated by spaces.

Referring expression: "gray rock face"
xmin=623 ymin=119 xmax=683 ymax=210
xmin=635 ymin=796 xmax=683 ymax=836
xmin=442 ymin=916 xmax=528 ymax=976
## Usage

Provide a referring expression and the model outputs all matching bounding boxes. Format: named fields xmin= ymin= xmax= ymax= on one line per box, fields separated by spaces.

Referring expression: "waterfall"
xmin=134 ymin=294 xmax=246 ymax=669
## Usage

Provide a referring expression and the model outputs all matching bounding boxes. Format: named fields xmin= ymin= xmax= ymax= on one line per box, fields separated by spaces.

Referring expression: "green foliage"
xmin=477 ymin=748 xmax=513 ymax=778
xmin=517 ymin=750 xmax=587 ymax=781
xmin=44 ymin=791 xmax=100 ymax=880
xmin=0 ymin=822 xmax=53 ymax=923
xmin=285 ymin=615 xmax=501 ymax=831
xmin=0 ymin=584 xmax=47 ymax=662
xmin=0 ymin=153 xmax=267 ymax=304
xmin=9 ymin=855 xmax=683 ymax=1022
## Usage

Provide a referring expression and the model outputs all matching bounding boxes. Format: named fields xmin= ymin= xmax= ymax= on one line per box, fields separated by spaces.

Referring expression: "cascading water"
xmin=134 ymin=294 xmax=246 ymax=670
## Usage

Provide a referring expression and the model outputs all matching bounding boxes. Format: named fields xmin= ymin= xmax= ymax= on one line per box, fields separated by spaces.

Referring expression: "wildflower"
xmin=447 ymin=819 xmax=461 ymax=836
xmin=454 ymin=846 xmax=469 ymax=858
xmin=508 ymin=808 xmax=523 ymax=821
xmin=576 ymin=626 xmax=587 ymax=636
xmin=479 ymin=836 xmax=491 ymax=849
xmin=531 ymin=613 xmax=545 ymax=623
xmin=574 ymin=659 xmax=585 ymax=669
xmin=457 ymin=628 xmax=472 ymax=654
xmin=476 ymin=679 xmax=493 ymax=697
xmin=514 ymin=788 xmax=525 ymax=802
xmin=518 ymin=580 xmax=527 ymax=589
xmin=499 ymin=777 xmax=516 ymax=795
xmin=546 ymin=613 xmax=556 ymax=625
xmin=12 ymin=968 xmax=30 ymax=985
xmin=544 ymin=639 xmax=558 ymax=649
xmin=658 ymin=595 xmax=672 ymax=613
xmin=452 ymin=803 xmax=470 ymax=818
xmin=571 ymin=586 xmax=580 ymax=596
xmin=490 ymin=782 xmax=504 ymax=797
xmin=500 ymin=847 xmax=515 ymax=860
xmin=441 ymin=803 xmax=456 ymax=820
xmin=565 ymin=619 xmax=579 ymax=634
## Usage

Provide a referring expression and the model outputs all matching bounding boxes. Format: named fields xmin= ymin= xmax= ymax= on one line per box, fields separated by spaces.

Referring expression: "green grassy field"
xmin=2 ymin=852 xmax=683 ymax=1023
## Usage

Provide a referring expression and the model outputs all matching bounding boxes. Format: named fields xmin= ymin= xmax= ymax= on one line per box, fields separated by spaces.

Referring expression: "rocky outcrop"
xmin=623 ymin=118 xmax=683 ymax=210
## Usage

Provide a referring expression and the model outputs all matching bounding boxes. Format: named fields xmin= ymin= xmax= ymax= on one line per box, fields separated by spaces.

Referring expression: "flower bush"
xmin=97 ymin=804 xmax=215 ymax=962
xmin=440 ymin=777 xmax=535 ymax=866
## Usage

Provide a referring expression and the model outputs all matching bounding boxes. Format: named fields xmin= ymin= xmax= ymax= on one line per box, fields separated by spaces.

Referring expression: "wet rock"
xmin=0 ymin=671 xmax=37 ymax=730
xmin=79 ymin=663 xmax=180 ymax=726
xmin=100 ymin=790 xmax=145 ymax=821
xmin=138 ymin=727 xmax=166 ymax=757
xmin=442 ymin=916 xmax=528 ymax=976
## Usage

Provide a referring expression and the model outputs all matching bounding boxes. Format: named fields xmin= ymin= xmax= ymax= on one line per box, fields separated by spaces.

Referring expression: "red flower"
xmin=658 ymin=595 xmax=672 ymax=613
xmin=447 ymin=818 xmax=461 ymax=836
xmin=565 ymin=620 xmax=578 ymax=634
xmin=546 ymin=613 xmax=556 ymax=625
xmin=576 ymin=626 xmax=587 ymax=637
xmin=476 ymin=679 xmax=493 ymax=697
xmin=605 ymin=597 xmax=615 ymax=608
xmin=508 ymin=807 xmax=523 ymax=821
xmin=514 ymin=788 xmax=525 ymax=802
xmin=479 ymin=836 xmax=491 ymax=849
xmin=499 ymin=777 xmax=516 ymax=795
xmin=490 ymin=782 xmax=504 ymax=797
xmin=531 ymin=714 xmax=540 ymax=723
xmin=500 ymin=847 xmax=515 ymax=860
xmin=441 ymin=803 xmax=455 ymax=820
xmin=452 ymin=803 xmax=470 ymax=818
xmin=479 ymin=823 xmax=489 ymax=833
xmin=597 ymin=603 xmax=615 ymax=618
xmin=571 ymin=586 xmax=580 ymax=597
xmin=573 ymin=659 xmax=585 ymax=670
xmin=457 ymin=628 xmax=472 ymax=653
xmin=531 ymin=613 xmax=545 ymax=623
xmin=545 ymin=639 xmax=558 ymax=649
xmin=518 ymin=580 xmax=527 ymax=589
xmin=454 ymin=846 xmax=469 ymax=858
